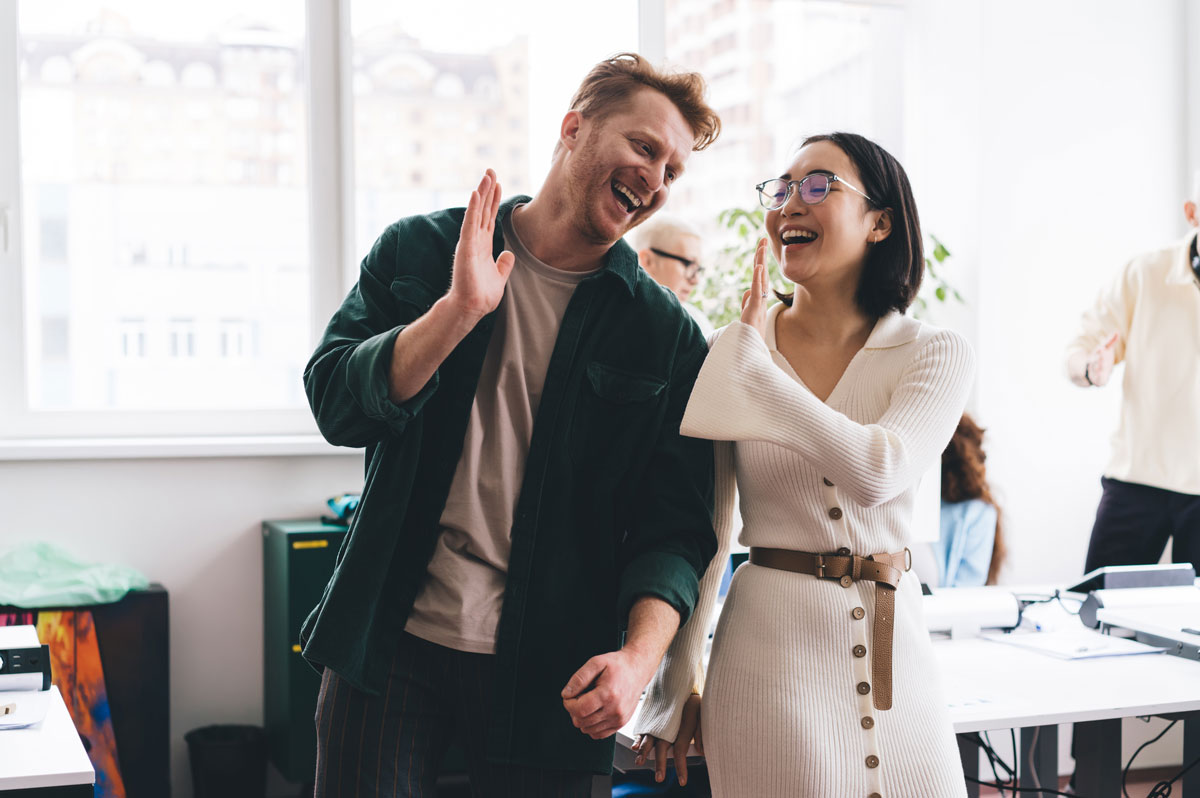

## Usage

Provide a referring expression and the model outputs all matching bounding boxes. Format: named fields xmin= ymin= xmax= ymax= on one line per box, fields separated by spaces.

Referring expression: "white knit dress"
xmin=634 ymin=304 xmax=974 ymax=798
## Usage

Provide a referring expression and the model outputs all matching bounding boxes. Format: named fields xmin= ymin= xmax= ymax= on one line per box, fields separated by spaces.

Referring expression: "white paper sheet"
xmin=981 ymin=629 xmax=1166 ymax=660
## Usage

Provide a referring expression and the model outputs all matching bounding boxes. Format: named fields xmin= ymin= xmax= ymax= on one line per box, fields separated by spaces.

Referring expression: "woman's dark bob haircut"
xmin=775 ymin=132 xmax=923 ymax=318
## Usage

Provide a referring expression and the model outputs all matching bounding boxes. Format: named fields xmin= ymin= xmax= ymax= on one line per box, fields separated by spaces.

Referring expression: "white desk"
xmin=936 ymin=635 xmax=1200 ymax=796
xmin=0 ymin=686 xmax=95 ymax=795
xmin=616 ymin=628 xmax=1200 ymax=797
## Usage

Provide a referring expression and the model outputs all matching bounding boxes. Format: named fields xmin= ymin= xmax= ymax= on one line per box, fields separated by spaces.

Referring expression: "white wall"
xmin=0 ymin=452 xmax=364 ymax=797
xmin=907 ymin=0 xmax=1190 ymax=773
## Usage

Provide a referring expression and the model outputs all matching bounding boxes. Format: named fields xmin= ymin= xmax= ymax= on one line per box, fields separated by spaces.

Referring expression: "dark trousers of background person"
xmin=313 ymin=632 xmax=593 ymax=798
xmin=1084 ymin=476 xmax=1200 ymax=573
xmin=1072 ymin=475 xmax=1200 ymax=785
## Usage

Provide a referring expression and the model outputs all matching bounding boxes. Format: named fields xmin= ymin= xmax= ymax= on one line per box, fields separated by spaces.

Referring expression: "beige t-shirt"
xmin=404 ymin=208 xmax=598 ymax=653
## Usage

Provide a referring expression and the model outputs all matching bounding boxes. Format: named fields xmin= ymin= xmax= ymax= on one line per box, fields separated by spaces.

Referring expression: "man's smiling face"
xmin=562 ymin=88 xmax=694 ymax=246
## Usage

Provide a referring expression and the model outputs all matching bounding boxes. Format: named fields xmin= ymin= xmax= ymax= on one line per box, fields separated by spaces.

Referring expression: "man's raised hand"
xmin=447 ymin=170 xmax=515 ymax=321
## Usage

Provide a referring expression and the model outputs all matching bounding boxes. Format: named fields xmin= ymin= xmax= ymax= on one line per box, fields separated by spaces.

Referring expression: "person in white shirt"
xmin=1065 ymin=170 xmax=1200 ymax=575
xmin=633 ymin=215 xmax=715 ymax=336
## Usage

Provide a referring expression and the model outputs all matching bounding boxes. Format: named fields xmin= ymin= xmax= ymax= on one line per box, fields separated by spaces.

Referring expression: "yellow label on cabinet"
xmin=292 ymin=539 xmax=329 ymax=550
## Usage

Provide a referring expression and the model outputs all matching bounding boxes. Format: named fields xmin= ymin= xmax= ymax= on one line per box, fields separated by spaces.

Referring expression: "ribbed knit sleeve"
xmin=681 ymin=321 xmax=975 ymax=508
xmin=632 ymin=439 xmax=737 ymax=743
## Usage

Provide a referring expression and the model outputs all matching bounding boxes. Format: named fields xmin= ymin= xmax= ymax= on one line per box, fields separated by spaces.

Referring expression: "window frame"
xmin=0 ymin=0 xmax=359 ymax=455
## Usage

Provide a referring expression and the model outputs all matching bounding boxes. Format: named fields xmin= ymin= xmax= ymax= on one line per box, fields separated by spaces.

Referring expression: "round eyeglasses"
xmin=755 ymin=173 xmax=874 ymax=211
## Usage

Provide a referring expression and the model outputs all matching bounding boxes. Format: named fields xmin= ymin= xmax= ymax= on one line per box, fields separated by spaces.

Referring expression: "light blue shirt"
xmin=935 ymin=499 xmax=998 ymax=587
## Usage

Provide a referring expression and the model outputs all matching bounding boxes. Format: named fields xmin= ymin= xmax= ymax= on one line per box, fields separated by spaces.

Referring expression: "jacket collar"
xmin=494 ymin=195 xmax=639 ymax=297
xmin=1166 ymin=229 xmax=1200 ymax=286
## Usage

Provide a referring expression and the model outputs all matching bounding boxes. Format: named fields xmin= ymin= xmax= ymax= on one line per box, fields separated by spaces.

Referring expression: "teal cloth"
xmin=0 ymin=542 xmax=150 ymax=607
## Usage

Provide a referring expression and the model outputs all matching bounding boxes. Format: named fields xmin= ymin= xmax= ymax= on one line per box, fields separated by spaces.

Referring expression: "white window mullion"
xmin=0 ymin=3 xmax=28 ymax=428
xmin=306 ymin=0 xmax=348 ymax=341
xmin=638 ymin=0 xmax=667 ymax=65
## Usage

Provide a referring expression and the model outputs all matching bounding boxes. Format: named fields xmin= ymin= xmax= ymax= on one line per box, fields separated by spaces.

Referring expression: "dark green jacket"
xmin=300 ymin=196 xmax=716 ymax=774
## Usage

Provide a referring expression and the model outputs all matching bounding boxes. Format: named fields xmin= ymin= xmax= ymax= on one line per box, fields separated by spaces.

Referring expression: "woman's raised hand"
xmin=740 ymin=237 xmax=770 ymax=339
xmin=446 ymin=169 xmax=515 ymax=321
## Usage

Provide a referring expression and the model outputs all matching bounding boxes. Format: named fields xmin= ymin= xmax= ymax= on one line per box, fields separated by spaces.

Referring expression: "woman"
xmin=938 ymin=413 xmax=1006 ymax=587
xmin=632 ymin=132 xmax=974 ymax=797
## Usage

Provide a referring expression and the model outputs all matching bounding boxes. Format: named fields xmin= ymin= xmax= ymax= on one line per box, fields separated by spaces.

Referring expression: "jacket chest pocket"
xmin=569 ymin=361 xmax=667 ymax=468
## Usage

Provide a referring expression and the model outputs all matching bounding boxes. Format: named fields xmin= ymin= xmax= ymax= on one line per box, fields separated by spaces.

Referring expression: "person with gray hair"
xmin=634 ymin=215 xmax=714 ymax=335
xmin=1064 ymin=168 xmax=1200 ymax=579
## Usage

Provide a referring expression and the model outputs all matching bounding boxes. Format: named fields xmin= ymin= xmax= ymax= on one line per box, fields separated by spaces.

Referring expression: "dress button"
xmin=837 ymin=547 xmax=851 ymax=556
xmin=839 ymin=575 xmax=853 ymax=588
xmin=828 ymin=507 xmax=843 ymax=520
xmin=823 ymin=477 xmax=834 ymax=487
xmin=866 ymin=755 xmax=880 ymax=768
xmin=856 ymin=681 xmax=871 ymax=695
xmin=852 ymin=606 xmax=866 ymax=620
xmin=853 ymin=644 xmax=867 ymax=658
xmin=861 ymin=716 xmax=874 ymax=729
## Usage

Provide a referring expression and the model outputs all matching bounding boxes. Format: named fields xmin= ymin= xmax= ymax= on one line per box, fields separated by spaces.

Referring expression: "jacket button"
xmin=837 ymin=547 xmax=851 ymax=556
xmin=861 ymin=716 xmax=874 ymax=729
xmin=852 ymin=607 xmax=866 ymax=620
xmin=823 ymin=477 xmax=834 ymax=487
xmin=856 ymin=681 xmax=871 ymax=695
xmin=866 ymin=755 xmax=880 ymax=768
xmin=840 ymin=575 xmax=853 ymax=588
xmin=853 ymin=645 xmax=867 ymax=658
xmin=828 ymin=507 xmax=843 ymax=520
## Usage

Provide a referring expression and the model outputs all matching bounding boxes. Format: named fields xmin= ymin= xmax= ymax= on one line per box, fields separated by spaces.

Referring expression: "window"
xmin=0 ymin=0 xmax=314 ymax=437
xmin=658 ymin=0 xmax=906 ymax=326
xmin=663 ymin=0 xmax=905 ymax=232
xmin=0 ymin=0 xmax=894 ymax=448
xmin=348 ymin=0 xmax=639 ymax=273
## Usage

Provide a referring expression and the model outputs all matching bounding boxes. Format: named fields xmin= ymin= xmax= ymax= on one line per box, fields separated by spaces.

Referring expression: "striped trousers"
xmin=313 ymin=632 xmax=594 ymax=798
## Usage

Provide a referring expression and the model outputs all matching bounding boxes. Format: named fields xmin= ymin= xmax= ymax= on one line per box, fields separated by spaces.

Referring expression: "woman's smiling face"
xmin=765 ymin=140 xmax=887 ymax=289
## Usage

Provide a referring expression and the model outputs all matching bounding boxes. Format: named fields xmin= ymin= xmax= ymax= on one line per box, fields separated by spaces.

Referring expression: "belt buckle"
xmin=903 ymin=547 xmax=913 ymax=572
xmin=815 ymin=554 xmax=826 ymax=578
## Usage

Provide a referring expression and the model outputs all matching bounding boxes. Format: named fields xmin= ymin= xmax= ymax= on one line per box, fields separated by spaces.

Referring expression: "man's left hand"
xmin=561 ymin=648 xmax=657 ymax=740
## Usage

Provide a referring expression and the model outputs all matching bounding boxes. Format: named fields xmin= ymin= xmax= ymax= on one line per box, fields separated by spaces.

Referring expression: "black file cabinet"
xmin=262 ymin=519 xmax=347 ymax=784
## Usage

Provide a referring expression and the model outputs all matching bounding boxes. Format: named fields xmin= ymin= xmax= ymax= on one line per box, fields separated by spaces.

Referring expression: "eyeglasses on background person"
xmin=755 ymin=173 xmax=875 ymax=211
xmin=650 ymin=247 xmax=704 ymax=279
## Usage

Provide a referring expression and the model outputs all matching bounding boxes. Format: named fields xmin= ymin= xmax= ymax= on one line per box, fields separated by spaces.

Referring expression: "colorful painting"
xmin=0 ymin=611 xmax=127 ymax=798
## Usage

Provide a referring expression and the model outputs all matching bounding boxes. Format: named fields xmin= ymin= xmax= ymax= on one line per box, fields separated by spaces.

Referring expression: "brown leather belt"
xmin=748 ymin=546 xmax=910 ymax=711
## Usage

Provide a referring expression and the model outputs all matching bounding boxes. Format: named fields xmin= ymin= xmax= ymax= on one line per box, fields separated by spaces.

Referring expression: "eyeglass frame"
xmin=649 ymin=247 xmax=704 ymax=279
xmin=754 ymin=173 xmax=875 ymax=211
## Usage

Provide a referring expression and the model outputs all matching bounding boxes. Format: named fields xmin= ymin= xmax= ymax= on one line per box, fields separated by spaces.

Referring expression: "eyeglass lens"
xmin=759 ymin=174 xmax=833 ymax=209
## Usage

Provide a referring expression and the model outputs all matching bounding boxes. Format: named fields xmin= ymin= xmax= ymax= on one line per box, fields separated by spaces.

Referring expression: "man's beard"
xmin=565 ymin=131 xmax=643 ymax=247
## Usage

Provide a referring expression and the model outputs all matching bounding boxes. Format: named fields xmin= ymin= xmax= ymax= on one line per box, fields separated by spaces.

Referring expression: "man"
xmin=302 ymin=53 xmax=721 ymax=797
xmin=1065 ymin=170 xmax=1200 ymax=576
xmin=634 ymin=215 xmax=714 ymax=336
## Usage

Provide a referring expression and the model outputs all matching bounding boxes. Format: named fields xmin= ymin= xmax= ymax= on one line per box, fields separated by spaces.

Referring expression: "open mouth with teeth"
xmin=780 ymin=229 xmax=818 ymax=246
xmin=612 ymin=180 xmax=643 ymax=213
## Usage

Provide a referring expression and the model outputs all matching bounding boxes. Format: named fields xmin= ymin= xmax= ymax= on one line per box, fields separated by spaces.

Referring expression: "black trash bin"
xmin=185 ymin=724 xmax=267 ymax=798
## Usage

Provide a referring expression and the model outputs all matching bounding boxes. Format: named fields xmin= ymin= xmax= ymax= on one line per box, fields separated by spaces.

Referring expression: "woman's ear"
xmin=870 ymin=208 xmax=894 ymax=244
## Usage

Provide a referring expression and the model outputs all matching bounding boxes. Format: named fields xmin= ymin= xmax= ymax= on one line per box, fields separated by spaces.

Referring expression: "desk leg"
xmin=1018 ymin=725 xmax=1058 ymax=792
xmin=1185 ymin=712 xmax=1199 ymax=798
xmin=1074 ymin=718 xmax=1121 ymax=798
xmin=958 ymin=734 xmax=980 ymax=798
